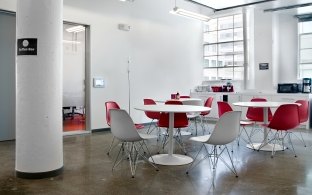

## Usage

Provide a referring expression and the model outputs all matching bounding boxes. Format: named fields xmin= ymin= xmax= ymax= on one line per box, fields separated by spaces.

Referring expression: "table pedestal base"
xmin=247 ymin=143 xmax=286 ymax=151
xmin=149 ymin=154 xmax=193 ymax=165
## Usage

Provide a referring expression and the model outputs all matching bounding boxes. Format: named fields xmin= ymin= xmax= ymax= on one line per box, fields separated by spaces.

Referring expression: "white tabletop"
xmin=233 ymin=101 xmax=298 ymax=108
xmin=156 ymin=98 xmax=202 ymax=103
xmin=135 ymin=104 xmax=210 ymax=113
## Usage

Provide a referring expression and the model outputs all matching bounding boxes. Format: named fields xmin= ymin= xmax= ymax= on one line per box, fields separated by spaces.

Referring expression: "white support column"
xmin=16 ymin=0 xmax=63 ymax=179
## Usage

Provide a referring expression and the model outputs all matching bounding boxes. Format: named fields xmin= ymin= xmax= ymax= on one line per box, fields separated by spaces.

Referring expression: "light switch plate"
xmin=93 ymin=78 xmax=105 ymax=88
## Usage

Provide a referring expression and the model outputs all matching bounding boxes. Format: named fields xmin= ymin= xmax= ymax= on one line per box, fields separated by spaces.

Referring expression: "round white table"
xmin=135 ymin=104 xmax=211 ymax=165
xmin=156 ymin=98 xmax=202 ymax=103
xmin=233 ymin=101 xmax=299 ymax=151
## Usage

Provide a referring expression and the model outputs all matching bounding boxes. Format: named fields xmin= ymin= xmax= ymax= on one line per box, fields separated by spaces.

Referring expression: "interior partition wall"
xmin=0 ymin=11 xmax=16 ymax=141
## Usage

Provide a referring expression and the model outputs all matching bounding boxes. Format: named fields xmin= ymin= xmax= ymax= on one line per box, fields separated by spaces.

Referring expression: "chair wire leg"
xmin=291 ymin=131 xmax=307 ymax=147
xmin=161 ymin=129 xmax=169 ymax=152
xmin=287 ymin=133 xmax=297 ymax=157
xmin=129 ymin=143 xmax=139 ymax=178
xmin=112 ymin=142 xmax=126 ymax=171
xmin=176 ymin=129 xmax=187 ymax=154
xmin=195 ymin=117 xmax=198 ymax=135
xmin=186 ymin=144 xmax=208 ymax=174
xmin=140 ymin=141 xmax=159 ymax=170
xmin=222 ymin=145 xmax=238 ymax=177
xmin=211 ymin=146 xmax=219 ymax=170
xmin=237 ymin=127 xmax=243 ymax=146
xmin=271 ymin=131 xmax=278 ymax=158
xmin=147 ymin=119 xmax=157 ymax=134
xmin=298 ymin=132 xmax=306 ymax=147
xmin=107 ymin=136 xmax=117 ymax=155
xmin=200 ymin=116 xmax=210 ymax=135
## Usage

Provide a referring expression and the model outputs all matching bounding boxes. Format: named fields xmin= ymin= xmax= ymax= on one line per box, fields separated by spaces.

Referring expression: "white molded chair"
xmin=182 ymin=99 xmax=202 ymax=135
xmin=110 ymin=109 xmax=158 ymax=178
xmin=186 ymin=111 xmax=241 ymax=177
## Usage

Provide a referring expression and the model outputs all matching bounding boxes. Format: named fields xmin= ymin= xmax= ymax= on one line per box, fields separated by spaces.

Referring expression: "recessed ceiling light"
xmin=66 ymin=25 xmax=85 ymax=33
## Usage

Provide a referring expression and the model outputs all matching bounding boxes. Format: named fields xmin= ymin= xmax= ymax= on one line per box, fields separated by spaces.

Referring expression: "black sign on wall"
xmin=259 ymin=63 xmax=269 ymax=70
xmin=17 ymin=38 xmax=37 ymax=55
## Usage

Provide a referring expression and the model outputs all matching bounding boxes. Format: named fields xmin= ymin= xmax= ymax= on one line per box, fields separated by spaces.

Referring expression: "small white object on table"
xmin=135 ymin=104 xmax=210 ymax=165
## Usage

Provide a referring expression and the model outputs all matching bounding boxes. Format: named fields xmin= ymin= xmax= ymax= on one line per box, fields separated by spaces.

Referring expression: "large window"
xmin=203 ymin=14 xmax=244 ymax=80
xmin=298 ymin=20 xmax=312 ymax=78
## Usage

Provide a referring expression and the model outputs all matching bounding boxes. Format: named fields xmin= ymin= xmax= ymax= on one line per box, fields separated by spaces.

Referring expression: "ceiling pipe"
xmin=263 ymin=3 xmax=312 ymax=12
xmin=184 ymin=0 xmax=216 ymax=11
xmin=185 ymin=0 xmax=276 ymax=12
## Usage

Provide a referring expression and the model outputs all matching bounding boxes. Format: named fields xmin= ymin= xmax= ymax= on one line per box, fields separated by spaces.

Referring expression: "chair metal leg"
xmin=287 ymin=133 xmax=297 ymax=157
xmin=139 ymin=141 xmax=159 ymax=171
xmin=291 ymin=131 xmax=307 ymax=147
xmin=107 ymin=136 xmax=118 ymax=155
xmin=128 ymin=143 xmax=139 ymax=178
xmin=146 ymin=119 xmax=154 ymax=134
xmin=222 ymin=145 xmax=238 ymax=177
xmin=186 ymin=144 xmax=209 ymax=174
xmin=200 ymin=116 xmax=210 ymax=135
xmin=161 ymin=128 xmax=187 ymax=154
xmin=112 ymin=142 xmax=126 ymax=170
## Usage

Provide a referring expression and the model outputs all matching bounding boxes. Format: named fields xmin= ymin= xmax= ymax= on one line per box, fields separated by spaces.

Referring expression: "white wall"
xmin=247 ymin=9 xmax=299 ymax=91
xmin=0 ymin=1 xmax=301 ymax=130
xmin=0 ymin=0 xmax=204 ymax=130
xmin=249 ymin=9 xmax=274 ymax=91
xmin=63 ymin=0 xmax=204 ymax=129
xmin=0 ymin=0 xmax=15 ymax=11
xmin=273 ymin=13 xmax=298 ymax=84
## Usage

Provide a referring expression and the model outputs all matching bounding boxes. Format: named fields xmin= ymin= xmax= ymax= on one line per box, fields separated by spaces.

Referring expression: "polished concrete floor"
xmin=1 ymin=123 xmax=312 ymax=194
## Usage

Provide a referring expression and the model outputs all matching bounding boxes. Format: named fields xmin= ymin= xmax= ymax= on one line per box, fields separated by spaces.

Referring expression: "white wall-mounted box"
xmin=93 ymin=78 xmax=105 ymax=88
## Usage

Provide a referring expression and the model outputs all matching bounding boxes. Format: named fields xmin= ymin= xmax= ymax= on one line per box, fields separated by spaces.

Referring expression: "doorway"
xmin=62 ymin=22 xmax=88 ymax=133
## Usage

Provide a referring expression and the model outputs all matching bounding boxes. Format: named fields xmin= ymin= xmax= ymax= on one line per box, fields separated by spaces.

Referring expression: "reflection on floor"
xmin=1 ymin=122 xmax=312 ymax=194
xmin=63 ymin=115 xmax=85 ymax=132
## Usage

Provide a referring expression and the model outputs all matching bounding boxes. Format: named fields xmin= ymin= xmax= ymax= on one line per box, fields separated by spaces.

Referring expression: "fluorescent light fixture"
xmin=170 ymin=6 xmax=210 ymax=22
xmin=66 ymin=25 xmax=85 ymax=33
xmin=62 ymin=40 xmax=81 ymax=44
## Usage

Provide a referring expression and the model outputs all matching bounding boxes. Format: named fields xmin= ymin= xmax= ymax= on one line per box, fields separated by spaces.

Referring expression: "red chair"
xmin=296 ymin=100 xmax=309 ymax=124
xmin=293 ymin=100 xmax=309 ymax=147
xmin=200 ymin=97 xmax=213 ymax=117
xmin=217 ymin=101 xmax=233 ymax=117
xmin=105 ymin=101 xmax=144 ymax=155
xmin=143 ymin=99 xmax=161 ymax=136
xmin=200 ymin=97 xmax=214 ymax=134
xmin=180 ymin=95 xmax=191 ymax=98
xmin=265 ymin=104 xmax=300 ymax=157
xmin=244 ymin=98 xmax=273 ymax=147
xmin=217 ymin=101 xmax=254 ymax=147
xmin=246 ymin=98 xmax=273 ymax=122
xmin=158 ymin=100 xmax=189 ymax=154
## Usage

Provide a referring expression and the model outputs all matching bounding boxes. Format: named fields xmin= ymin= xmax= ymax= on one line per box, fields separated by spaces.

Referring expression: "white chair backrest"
xmin=110 ymin=109 xmax=142 ymax=142
xmin=182 ymin=99 xmax=202 ymax=106
xmin=207 ymin=111 xmax=241 ymax=145
xmin=182 ymin=99 xmax=202 ymax=116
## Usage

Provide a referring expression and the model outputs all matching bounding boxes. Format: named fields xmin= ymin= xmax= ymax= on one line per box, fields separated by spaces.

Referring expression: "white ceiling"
xmin=188 ymin=0 xmax=312 ymax=15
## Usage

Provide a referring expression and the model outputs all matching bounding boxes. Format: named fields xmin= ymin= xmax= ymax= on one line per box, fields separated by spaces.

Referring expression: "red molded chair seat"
xmin=246 ymin=98 xmax=273 ymax=122
xmin=266 ymin=104 xmax=300 ymax=157
xmin=143 ymin=98 xmax=161 ymax=135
